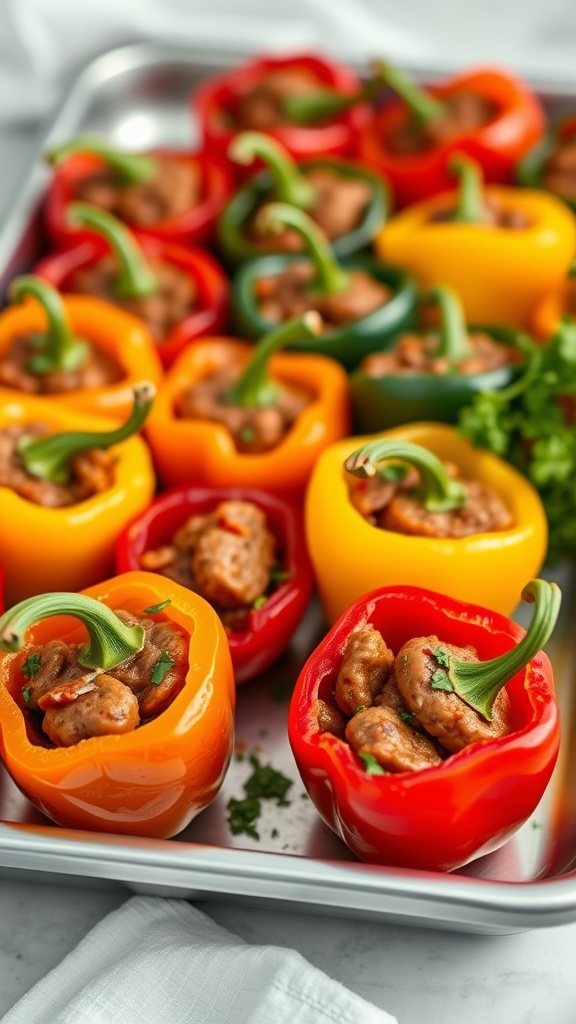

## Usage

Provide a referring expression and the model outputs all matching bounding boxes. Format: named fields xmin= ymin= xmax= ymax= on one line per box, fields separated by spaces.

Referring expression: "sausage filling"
xmin=0 ymin=333 xmax=122 ymax=394
xmin=542 ymin=134 xmax=576 ymax=201
xmin=389 ymin=90 xmax=498 ymax=155
xmin=231 ymin=67 xmax=333 ymax=131
xmin=360 ymin=331 xmax=521 ymax=378
xmin=0 ymin=423 xmax=114 ymax=507
xmin=75 ymin=157 xmax=202 ymax=227
xmin=429 ymin=199 xmax=532 ymax=229
xmin=18 ymin=611 xmax=188 ymax=747
xmin=255 ymin=263 xmax=391 ymax=330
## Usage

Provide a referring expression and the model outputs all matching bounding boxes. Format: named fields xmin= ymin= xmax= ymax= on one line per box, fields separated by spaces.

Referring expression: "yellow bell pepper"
xmin=305 ymin=422 xmax=547 ymax=625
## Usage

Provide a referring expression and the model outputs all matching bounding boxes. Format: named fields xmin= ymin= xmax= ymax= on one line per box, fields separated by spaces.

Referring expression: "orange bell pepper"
xmin=0 ymin=276 xmax=163 ymax=420
xmin=305 ymin=422 xmax=547 ymax=624
xmin=376 ymin=156 xmax=575 ymax=327
xmin=145 ymin=314 xmax=350 ymax=499
xmin=531 ymin=276 xmax=576 ymax=340
xmin=0 ymin=571 xmax=235 ymax=838
xmin=0 ymin=387 xmax=155 ymax=605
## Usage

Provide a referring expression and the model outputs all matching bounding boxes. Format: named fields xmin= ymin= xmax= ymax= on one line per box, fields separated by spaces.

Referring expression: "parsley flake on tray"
xmin=226 ymin=754 xmax=293 ymax=841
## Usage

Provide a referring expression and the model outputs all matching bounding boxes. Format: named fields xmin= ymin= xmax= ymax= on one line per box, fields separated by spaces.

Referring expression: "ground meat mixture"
xmin=542 ymin=135 xmax=576 ymax=201
xmin=348 ymin=461 xmax=512 ymax=538
xmin=72 ymin=255 xmax=196 ymax=343
xmin=315 ymin=623 xmax=511 ymax=775
xmin=429 ymin=198 xmax=531 ymax=229
xmin=0 ymin=423 xmax=114 ymax=507
xmin=233 ymin=67 xmax=332 ymax=131
xmin=139 ymin=500 xmax=277 ymax=634
xmin=0 ymin=333 xmax=122 ymax=394
xmin=246 ymin=169 xmax=372 ymax=252
xmin=389 ymin=90 xmax=498 ymax=155
xmin=255 ymin=263 xmax=390 ymax=330
xmin=75 ymin=157 xmax=202 ymax=227
xmin=176 ymin=365 xmax=310 ymax=453
xmin=19 ymin=611 xmax=188 ymax=747
xmin=360 ymin=331 xmax=521 ymax=378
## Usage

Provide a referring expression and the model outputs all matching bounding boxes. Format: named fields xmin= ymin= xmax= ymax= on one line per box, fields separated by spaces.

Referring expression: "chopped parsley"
xmin=397 ymin=707 xmax=417 ymax=725
xmin=355 ymin=704 xmax=367 ymax=713
xmin=21 ymin=687 xmax=31 ymax=705
xmin=151 ymin=651 xmax=175 ymax=685
xmin=431 ymin=669 xmax=454 ymax=692
xmin=239 ymin=426 xmax=256 ymax=444
xmin=227 ymin=796 xmax=261 ymax=839
xmin=431 ymin=646 xmax=450 ymax=668
xmin=21 ymin=653 xmax=40 ymax=679
xmin=269 ymin=568 xmax=292 ymax=583
xmin=401 ymin=655 xmax=408 ymax=665
xmin=252 ymin=595 xmax=267 ymax=610
xmin=226 ymin=754 xmax=294 ymax=841
xmin=143 ymin=599 xmax=172 ymax=615
xmin=359 ymin=752 xmax=386 ymax=775
xmin=271 ymin=828 xmax=279 ymax=839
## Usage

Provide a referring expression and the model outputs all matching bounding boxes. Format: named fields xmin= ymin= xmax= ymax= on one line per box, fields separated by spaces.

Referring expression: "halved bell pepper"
xmin=34 ymin=204 xmax=230 ymax=367
xmin=0 ymin=275 xmax=163 ymax=419
xmin=517 ymin=114 xmax=576 ymax=211
xmin=217 ymin=131 xmax=387 ymax=266
xmin=145 ymin=314 xmax=350 ymax=499
xmin=349 ymin=284 xmax=534 ymax=431
xmin=232 ymin=203 xmax=416 ymax=370
xmin=116 ymin=486 xmax=314 ymax=683
xmin=376 ymin=155 xmax=576 ymax=327
xmin=288 ymin=580 xmax=560 ymax=871
xmin=0 ymin=572 xmax=234 ymax=838
xmin=305 ymin=422 xmax=547 ymax=624
xmin=45 ymin=138 xmax=233 ymax=248
xmin=0 ymin=386 xmax=155 ymax=605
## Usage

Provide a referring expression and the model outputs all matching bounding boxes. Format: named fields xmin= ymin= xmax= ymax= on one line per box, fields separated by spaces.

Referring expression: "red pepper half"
xmin=116 ymin=486 xmax=314 ymax=683
xmin=193 ymin=52 xmax=372 ymax=171
xmin=288 ymin=584 xmax=560 ymax=872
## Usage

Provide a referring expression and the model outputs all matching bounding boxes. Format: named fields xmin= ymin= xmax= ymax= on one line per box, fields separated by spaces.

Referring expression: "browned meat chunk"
xmin=235 ymin=67 xmax=330 ymax=131
xmin=542 ymin=136 xmax=576 ymax=200
xmin=349 ymin=466 xmax=419 ymax=522
xmin=382 ymin=478 xmax=513 ymax=538
xmin=111 ymin=611 xmax=188 ymax=718
xmin=314 ymin=697 xmax=347 ymax=738
xmin=345 ymin=705 xmax=442 ymax=773
xmin=334 ymin=625 xmax=394 ymax=716
xmin=360 ymin=331 xmax=521 ymax=378
xmin=76 ymin=157 xmax=201 ymax=226
xmin=395 ymin=635 xmax=510 ymax=753
xmin=429 ymin=198 xmax=531 ymax=229
xmin=40 ymin=673 xmax=140 ymax=747
xmin=20 ymin=639 xmax=87 ymax=711
xmin=390 ymin=91 xmax=497 ymax=155
xmin=255 ymin=262 xmax=390 ymax=329
xmin=0 ymin=334 xmax=122 ymax=394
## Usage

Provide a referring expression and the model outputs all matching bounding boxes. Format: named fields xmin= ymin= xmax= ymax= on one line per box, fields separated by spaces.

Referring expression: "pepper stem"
xmin=449 ymin=155 xmax=488 ymax=224
xmin=281 ymin=62 xmax=393 ymax=126
xmin=228 ymin=132 xmax=315 ymax=208
xmin=16 ymin=382 xmax=155 ymax=485
xmin=8 ymin=275 xmax=90 ymax=374
xmin=345 ymin=440 xmax=468 ymax=512
xmin=426 ymin=285 xmax=471 ymax=360
xmin=47 ymin=136 xmax=156 ymax=185
xmin=66 ymin=203 xmax=158 ymax=299
xmin=255 ymin=203 xmax=350 ymax=296
xmin=0 ymin=593 xmax=145 ymax=671
xmin=223 ymin=312 xmax=321 ymax=407
xmin=448 ymin=580 xmax=561 ymax=720
xmin=373 ymin=60 xmax=446 ymax=123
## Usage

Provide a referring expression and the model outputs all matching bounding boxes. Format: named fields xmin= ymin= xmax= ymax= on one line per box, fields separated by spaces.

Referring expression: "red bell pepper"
xmin=193 ymin=52 xmax=372 ymax=172
xmin=115 ymin=486 xmax=314 ymax=683
xmin=358 ymin=64 xmax=545 ymax=208
xmin=44 ymin=142 xmax=233 ymax=249
xmin=33 ymin=205 xmax=230 ymax=368
xmin=288 ymin=582 xmax=560 ymax=872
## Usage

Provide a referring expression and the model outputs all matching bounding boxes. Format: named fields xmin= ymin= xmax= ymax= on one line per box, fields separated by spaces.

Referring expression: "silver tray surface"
xmin=1 ymin=43 xmax=576 ymax=935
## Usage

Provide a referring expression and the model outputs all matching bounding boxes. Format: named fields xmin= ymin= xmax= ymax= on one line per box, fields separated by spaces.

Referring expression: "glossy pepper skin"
xmin=116 ymin=486 xmax=314 ymax=683
xmin=287 ymin=584 xmax=559 ymax=871
xmin=0 ymin=397 xmax=155 ymax=606
xmin=359 ymin=67 xmax=544 ymax=208
xmin=0 ymin=572 xmax=235 ymax=838
xmin=193 ymin=53 xmax=372 ymax=170
xmin=145 ymin=336 xmax=350 ymax=500
xmin=517 ymin=115 xmax=576 ymax=212
xmin=305 ymin=422 xmax=547 ymax=625
xmin=34 ymin=234 xmax=230 ymax=369
xmin=45 ymin=148 xmax=233 ymax=249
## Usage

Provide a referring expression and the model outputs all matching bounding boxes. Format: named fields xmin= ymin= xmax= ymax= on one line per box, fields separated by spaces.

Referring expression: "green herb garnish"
xmin=21 ymin=687 xmax=31 ymax=705
xmin=359 ymin=752 xmax=386 ymax=775
xmin=397 ymin=707 xmax=417 ymax=725
xmin=270 ymin=568 xmax=292 ymax=583
xmin=151 ymin=650 xmax=175 ymax=685
xmin=227 ymin=796 xmax=261 ymax=839
xmin=252 ymin=595 xmax=267 ymax=610
xmin=21 ymin=653 xmax=40 ymax=679
xmin=143 ymin=599 xmax=172 ymax=614
xmin=239 ymin=426 xmax=257 ymax=443
xmin=431 ymin=669 xmax=454 ymax=692
xmin=226 ymin=754 xmax=294 ymax=841
xmin=431 ymin=646 xmax=450 ymax=668
xmin=355 ymin=704 xmax=367 ymax=713
xmin=401 ymin=655 xmax=408 ymax=664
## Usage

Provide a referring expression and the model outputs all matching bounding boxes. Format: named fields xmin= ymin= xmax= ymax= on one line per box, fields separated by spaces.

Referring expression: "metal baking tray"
xmin=1 ymin=43 xmax=576 ymax=935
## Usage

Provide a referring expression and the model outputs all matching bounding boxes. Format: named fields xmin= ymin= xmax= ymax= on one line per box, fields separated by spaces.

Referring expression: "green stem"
xmin=449 ymin=155 xmax=488 ymax=224
xmin=0 ymin=593 xmax=145 ymax=671
xmin=16 ymin=382 xmax=155 ymax=484
xmin=374 ymin=61 xmax=446 ymax=123
xmin=282 ymin=62 xmax=395 ymax=126
xmin=345 ymin=440 xmax=467 ymax=512
xmin=228 ymin=132 xmax=315 ymax=208
xmin=223 ymin=312 xmax=321 ymax=407
xmin=47 ymin=136 xmax=156 ymax=185
xmin=8 ymin=275 xmax=90 ymax=374
xmin=426 ymin=285 xmax=471 ymax=360
xmin=255 ymin=203 xmax=350 ymax=296
xmin=67 ymin=203 xmax=158 ymax=299
xmin=448 ymin=579 xmax=561 ymax=720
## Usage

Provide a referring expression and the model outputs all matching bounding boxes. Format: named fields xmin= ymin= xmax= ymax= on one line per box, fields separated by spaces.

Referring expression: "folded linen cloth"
xmin=1 ymin=896 xmax=398 ymax=1024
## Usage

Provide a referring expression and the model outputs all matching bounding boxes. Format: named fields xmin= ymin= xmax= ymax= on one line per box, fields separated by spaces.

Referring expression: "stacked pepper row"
xmin=0 ymin=50 xmax=572 ymax=872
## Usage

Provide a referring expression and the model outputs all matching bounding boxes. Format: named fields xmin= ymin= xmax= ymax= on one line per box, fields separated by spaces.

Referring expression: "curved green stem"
xmin=255 ymin=203 xmax=349 ymax=296
xmin=47 ymin=136 xmax=156 ymax=185
xmin=449 ymin=155 xmax=488 ymax=224
xmin=8 ymin=275 xmax=90 ymax=374
xmin=448 ymin=579 xmax=561 ymax=720
xmin=281 ymin=62 xmax=393 ymax=126
xmin=0 ymin=593 xmax=144 ymax=671
xmin=67 ymin=203 xmax=158 ymax=299
xmin=228 ymin=132 xmax=315 ymax=208
xmin=16 ymin=382 xmax=155 ymax=484
xmin=374 ymin=60 xmax=445 ymax=123
xmin=426 ymin=285 xmax=471 ymax=360
xmin=345 ymin=440 xmax=467 ymax=512
xmin=223 ymin=312 xmax=321 ymax=407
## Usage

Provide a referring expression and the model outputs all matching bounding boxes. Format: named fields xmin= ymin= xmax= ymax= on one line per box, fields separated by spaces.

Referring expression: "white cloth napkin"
xmin=1 ymin=895 xmax=398 ymax=1024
